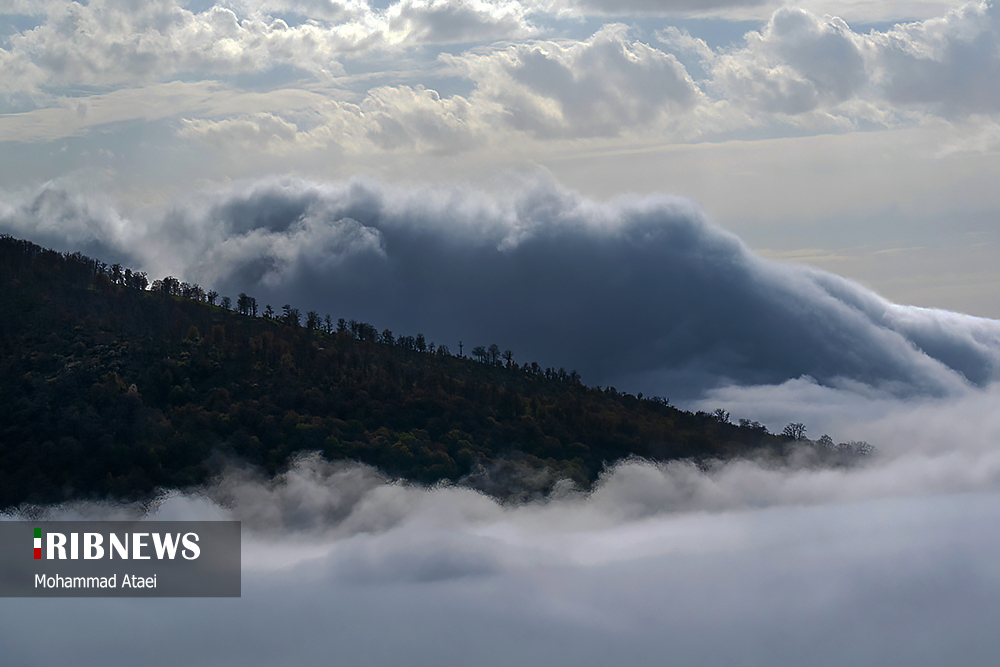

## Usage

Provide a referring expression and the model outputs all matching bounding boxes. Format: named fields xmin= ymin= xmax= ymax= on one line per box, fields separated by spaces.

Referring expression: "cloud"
xmin=0 ymin=0 xmax=537 ymax=95
xmin=179 ymin=111 xmax=312 ymax=153
xmin=871 ymin=1 xmax=1000 ymax=115
xmin=710 ymin=7 xmax=868 ymax=115
xmin=4 ymin=174 xmax=1000 ymax=403
xmin=164 ymin=2 xmax=1000 ymax=159
xmin=384 ymin=0 xmax=536 ymax=45
xmin=702 ymin=1 xmax=1000 ymax=123
xmin=175 ymin=22 xmax=706 ymax=158
xmin=7 ymin=3 xmax=1000 ymax=157
xmin=447 ymin=24 xmax=702 ymax=139
xmin=530 ymin=0 xmax=771 ymax=18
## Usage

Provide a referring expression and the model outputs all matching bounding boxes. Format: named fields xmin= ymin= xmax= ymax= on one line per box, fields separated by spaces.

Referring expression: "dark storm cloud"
xmin=4 ymin=174 xmax=1000 ymax=400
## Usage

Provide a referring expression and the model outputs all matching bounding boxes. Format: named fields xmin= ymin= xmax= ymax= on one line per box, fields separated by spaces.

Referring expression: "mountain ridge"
xmin=0 ymin=234 xmax=871 ymax=509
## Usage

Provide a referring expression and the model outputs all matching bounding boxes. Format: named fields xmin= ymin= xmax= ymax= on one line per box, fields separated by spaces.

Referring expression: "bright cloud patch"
xmin=448 ymin=24 xmax=702 ymax=138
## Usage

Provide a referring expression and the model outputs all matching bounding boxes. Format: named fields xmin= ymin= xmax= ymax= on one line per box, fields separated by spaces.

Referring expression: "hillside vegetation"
xmin=0 ymin=235 xmax=871 ymax=508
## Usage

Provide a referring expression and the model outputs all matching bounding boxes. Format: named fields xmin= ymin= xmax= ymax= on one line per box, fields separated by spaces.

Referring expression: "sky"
xmin=3 ymin=1 xmax=1000 ymax=665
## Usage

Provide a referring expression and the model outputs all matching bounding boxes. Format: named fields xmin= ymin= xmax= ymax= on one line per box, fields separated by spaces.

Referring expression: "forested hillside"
xmin=0 ymin=236 xmax=871 ymax=508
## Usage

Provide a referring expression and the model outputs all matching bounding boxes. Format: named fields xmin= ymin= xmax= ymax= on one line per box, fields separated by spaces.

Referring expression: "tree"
xmin=415 ymin=333 xmax=427 ymax=353
xmin=207 ymin=290 xmax=218 ymax=306
xmin=472 ymin=346 xmax=487 ymax=363
xmin=711 ymin=408 xmax=730 ymax=424
xmin=263 ymin=304 xmax=274 ymax=319
xmin=182 ymin=282 xmax=204 ymax=301
xmin=850 ymin=441 xmax=876 ymax=456
xmin=126 ymin=270 xmax=148 ymax=291
xmin=220 ymin=296 xmax=232 ymax=310
xmin=282 ymin=304 xmax=300 ymax=327
xmin=237 ymin=293 xmax=251 ymax=316
xmin=324 ymin=314 xmax=334 ymax=334
xmin=381 ymin=329 xmax=394 ymax=345
xmin=487 ymin=344 xmax=501 ymax=366
xmin=503 ymin=349 xmax=513 ymax=367
xmin=457 ymin=341 xmax=463 ymax=357
xmin=154 ymin=276 xmax=180 ymax=296
xmin=782 ymin=423 xmax=806 ymax=440
xmin=306 ymin=311 xmax=321 ymax=331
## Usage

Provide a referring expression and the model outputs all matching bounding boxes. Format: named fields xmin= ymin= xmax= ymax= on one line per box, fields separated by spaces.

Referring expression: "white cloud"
xmin=171 ymin=25 xmax=707 ymax=157
xmin=528 ymin=0 xmax=771 ymax=19
xmin=870 ymin=1 xmax=1000 ymax=114
xmin=163 ymin=2 xmax=1000 ymax=159
xmin=384 ymin=0 xmax=536 ymax=45
xmin=446 ymin=24 xmax=702 ymax=139
xmin=703 ymin=1 xmax=1000 ymax=124
xmin=711 ymin=7 xmax=867 ymax=114
xmin=0 ymin=0 xmax=537 ymax=95
xmin=6 ymin=2 xmax=1000 ymax=157
xmin=179 ymin=111 xmax=311 ymax=152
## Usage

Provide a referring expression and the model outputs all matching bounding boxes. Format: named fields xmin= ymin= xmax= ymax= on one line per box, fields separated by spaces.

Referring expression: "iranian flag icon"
xmin=34 ymin=528 xmax=41 ymax=559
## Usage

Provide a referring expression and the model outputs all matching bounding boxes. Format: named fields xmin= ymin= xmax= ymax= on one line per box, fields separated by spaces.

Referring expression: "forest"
xmin=0 ymin=235 xmax=873 ymax=508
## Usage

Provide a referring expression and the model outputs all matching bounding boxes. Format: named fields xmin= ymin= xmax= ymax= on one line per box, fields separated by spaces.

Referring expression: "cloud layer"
xmin=5 ymin=2 xmax=1000 ymax=151
xmin=4 ymin=174 xmax=1000 ymax=403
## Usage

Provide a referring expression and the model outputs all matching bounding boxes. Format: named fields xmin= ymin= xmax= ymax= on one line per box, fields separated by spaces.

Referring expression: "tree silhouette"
xmin=282 ymin=304 xmax=300 ymax=327
xmin=783 ymin=423 xmax=807 ymax=440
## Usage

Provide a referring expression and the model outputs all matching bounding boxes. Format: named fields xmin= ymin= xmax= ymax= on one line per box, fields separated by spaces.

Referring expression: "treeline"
xmin=144 ymin=264 xmax=586 ymax=389
xmin=0 ymin=235 xmax=872 ymax=508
